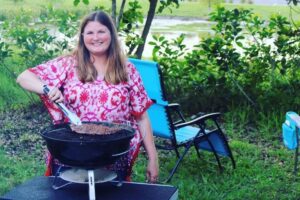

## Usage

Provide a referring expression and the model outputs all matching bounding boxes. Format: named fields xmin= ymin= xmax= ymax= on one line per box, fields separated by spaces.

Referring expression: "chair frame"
xmin=129 ymin=58 xmax=236 ymax=182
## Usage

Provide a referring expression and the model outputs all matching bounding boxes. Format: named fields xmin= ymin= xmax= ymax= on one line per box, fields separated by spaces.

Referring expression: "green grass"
xmin=1 ymin=132 xmax=299 ymax=199
xmin=0 ymin=0 xmax=299 ymax=21
xmin=0 ymin=149 xmax=44 ymax=195
xmin=222 ymin=3 xmax=300 ymax=20
xmin=134 ymin=135 xmax=300 ymax=199
xmin=1 ymin=103 xmax=300 ymax=199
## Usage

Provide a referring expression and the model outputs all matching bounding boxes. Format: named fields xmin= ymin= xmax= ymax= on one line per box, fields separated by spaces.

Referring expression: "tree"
xmin=287 ymin=0 xmax=300 ymax=5
xmin=135 ymin=0 xmax=158 ymax=58
xmin=112 ymin=0 xmax=117 ymax=24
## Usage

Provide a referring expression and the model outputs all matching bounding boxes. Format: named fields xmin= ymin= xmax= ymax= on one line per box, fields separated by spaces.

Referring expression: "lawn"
xmin=0 ymin=104 xmax=300 ymax=199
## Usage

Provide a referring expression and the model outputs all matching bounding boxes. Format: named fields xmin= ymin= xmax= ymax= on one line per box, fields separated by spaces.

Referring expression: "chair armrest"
xmin=167 ymin=103 xmax=186 ymax=124
xmin=167 ymin=103 xmax=180 ymax=108
xmin=190 ymin=112 xmax=206 ymax=120
xmin=174 ymin=112 xmax=221 ymax=129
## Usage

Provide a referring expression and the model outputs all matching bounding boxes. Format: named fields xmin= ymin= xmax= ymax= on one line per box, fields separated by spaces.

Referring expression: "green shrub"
xmin=149 ymin=7 xmax=300 ymax=115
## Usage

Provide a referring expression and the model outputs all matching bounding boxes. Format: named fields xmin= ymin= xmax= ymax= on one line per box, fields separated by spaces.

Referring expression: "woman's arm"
xmin=137 ymin=112 xmax=159 ymax=183
xmin=16 ymin=70 xmax=64 ymax=103
xmin=17 ymin=70 xmax=45 ymax=94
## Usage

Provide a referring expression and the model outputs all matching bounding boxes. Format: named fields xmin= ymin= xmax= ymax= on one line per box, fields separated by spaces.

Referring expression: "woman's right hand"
xmin=46 ymin=86 xmax=64 ymax=103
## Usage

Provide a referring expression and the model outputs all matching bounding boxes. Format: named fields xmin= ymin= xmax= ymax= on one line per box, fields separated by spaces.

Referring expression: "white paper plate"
xmin=60 ymin=168 xmax=117 ymax=184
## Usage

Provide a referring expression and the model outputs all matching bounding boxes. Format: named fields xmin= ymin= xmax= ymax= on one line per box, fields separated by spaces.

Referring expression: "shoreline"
xmin=153 ymin=15 xmax=209 ymax=21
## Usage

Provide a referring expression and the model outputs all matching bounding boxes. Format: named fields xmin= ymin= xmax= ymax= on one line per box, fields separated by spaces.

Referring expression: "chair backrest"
xmin=128 ymin=58 xmax=173 ymax=139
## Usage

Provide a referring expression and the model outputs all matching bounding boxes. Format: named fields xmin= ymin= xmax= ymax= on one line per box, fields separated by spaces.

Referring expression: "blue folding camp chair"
xmin=129 ymin=58 xmax=236 ymax=182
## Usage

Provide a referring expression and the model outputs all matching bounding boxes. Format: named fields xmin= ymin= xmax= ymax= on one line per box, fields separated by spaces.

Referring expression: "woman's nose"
xmin=92 ymin=33 xmax=101 ymax=40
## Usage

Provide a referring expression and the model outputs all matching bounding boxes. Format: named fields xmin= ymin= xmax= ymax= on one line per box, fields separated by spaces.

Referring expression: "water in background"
xmin=225 ymin=0 xmax=288 ymax=5
xmin=141 ymin=18 xmax=212 ymax=58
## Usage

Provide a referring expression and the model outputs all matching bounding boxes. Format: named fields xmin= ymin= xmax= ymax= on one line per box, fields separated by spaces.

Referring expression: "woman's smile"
xmin=83 ymin=21 xmax=111 ymax=56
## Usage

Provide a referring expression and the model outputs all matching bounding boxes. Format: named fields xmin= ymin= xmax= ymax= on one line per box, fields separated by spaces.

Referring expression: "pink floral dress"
xmin=29 ymin=55 xmax=153 ymax=180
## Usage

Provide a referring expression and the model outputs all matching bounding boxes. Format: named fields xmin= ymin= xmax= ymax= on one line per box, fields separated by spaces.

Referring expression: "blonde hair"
xmin=74 ymin=11 xmax=127 ymax=84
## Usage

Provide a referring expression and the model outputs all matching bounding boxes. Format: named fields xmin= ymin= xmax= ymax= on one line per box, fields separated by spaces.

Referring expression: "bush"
xmin=149 ymin=7 xmax=300 ymax=115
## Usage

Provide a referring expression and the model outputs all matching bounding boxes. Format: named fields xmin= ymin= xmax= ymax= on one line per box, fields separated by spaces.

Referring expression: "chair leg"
xmin=294 ymin=142 xmax=299 ymax=175
xmin=174 ymin=148 xmax=180 ymax=158
xmin=212 ymin=151 xmax=224 ymax=171
xmin=213 ymin=128 xmax=236 ymax=170
xmin=229 ymin=153 xmax=236 ymax=169
xmin=294 ymin=148 xmax=298 ymax=175
xmin=163 ymin=142 xmax=193 ymax=183
xmin=203 ymin=137 xmax=224 ymax=171
xmin=220 ymin=136 xmax=236 ymax=169
xmin=194 ymin=145 xmax=201 ymax=158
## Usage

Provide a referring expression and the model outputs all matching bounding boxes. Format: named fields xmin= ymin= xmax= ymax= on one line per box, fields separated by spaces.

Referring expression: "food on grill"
xmin=70 ymin=123 xmax=122 ymax=135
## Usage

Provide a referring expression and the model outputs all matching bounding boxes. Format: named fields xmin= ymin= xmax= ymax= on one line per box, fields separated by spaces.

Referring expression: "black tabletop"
xmin=1 ymin=176 xmax=178 ymax=200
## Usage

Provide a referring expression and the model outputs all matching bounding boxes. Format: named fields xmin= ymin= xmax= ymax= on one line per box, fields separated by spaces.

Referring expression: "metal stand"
xmin=51 ymin=167 xmax=119 ymax=200
xmin=52 ymin=166 xmax=73 ymax=190
xmin=88 ymin=170 xmax=96 ymax=200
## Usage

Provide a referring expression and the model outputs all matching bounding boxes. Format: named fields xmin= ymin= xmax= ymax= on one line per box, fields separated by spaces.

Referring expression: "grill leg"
xmin=52 ymin=166 xmax=73 ymax=190
xmin=88 ymin=170 xmax=96 ymax=200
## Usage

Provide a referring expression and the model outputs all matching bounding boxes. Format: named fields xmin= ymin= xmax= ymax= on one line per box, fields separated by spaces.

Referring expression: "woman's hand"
xmin=146 ymin=156 xmax=159 ymax=183
xmin=47 ymin=86 xmax=64 ymax=103
xmin=137 ymin=112 xmax=159 ymax=183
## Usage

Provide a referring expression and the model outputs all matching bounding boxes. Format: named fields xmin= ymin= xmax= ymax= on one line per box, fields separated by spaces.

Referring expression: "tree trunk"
xmin=134 ymin=0 xmax=158 ymax=59
xmin=117 ymin=0 xmax=127 ymax=30
xmin=111 ymin=0 xmax=117 ymax=25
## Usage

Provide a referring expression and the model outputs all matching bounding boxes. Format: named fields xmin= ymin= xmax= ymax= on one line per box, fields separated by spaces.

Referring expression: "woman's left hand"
xmin=146 ymin=158 xmax=159 ymax=183
xmin=137 ymin=112 xmax=159 ymax=183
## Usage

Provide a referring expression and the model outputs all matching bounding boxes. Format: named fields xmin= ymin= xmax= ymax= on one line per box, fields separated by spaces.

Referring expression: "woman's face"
xmin=82 ymin=21 xmax=112 ymax=56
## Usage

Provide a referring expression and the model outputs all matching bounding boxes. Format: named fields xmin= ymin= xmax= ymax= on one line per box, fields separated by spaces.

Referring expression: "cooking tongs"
xmin=43 ymin=85 xmax=82 ymax=125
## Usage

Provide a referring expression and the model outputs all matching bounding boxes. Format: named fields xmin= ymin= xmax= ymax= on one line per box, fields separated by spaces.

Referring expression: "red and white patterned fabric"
xmin=29 ymin=55 xmax=153 ymax=179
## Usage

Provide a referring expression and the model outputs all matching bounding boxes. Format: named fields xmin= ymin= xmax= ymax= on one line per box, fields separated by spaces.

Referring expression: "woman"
xmin=16 ymin=10 xmax=159 ymax=183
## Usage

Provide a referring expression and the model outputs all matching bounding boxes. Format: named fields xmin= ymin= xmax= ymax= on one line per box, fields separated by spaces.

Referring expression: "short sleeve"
xmin=29 ymin=56 xmax=75 ymax=124
xmin=127 ymin=62 xmax=153 ymax=117
xmin=29 ymin=56 xmax=74 ymax=88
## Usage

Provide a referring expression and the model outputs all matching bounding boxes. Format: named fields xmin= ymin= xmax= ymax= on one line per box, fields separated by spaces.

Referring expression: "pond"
xmin=225 ymin=0 xmax=288 ymax=5
xmin=141 ymin=17 xmax=214 ymax=58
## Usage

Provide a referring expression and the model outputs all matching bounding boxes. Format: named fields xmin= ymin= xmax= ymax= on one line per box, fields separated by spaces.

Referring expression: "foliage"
xmin=287 ymin=0 xmax=300 ymax=5
xmin=0 ymin=40 xmax=12 ymax=61
xmin=1 ymin=8 xmax=76 ymax=69
xmin=73 ymin=0 xmax=89 ymax=6
xmin=157 ymin=0 xmax=180 ymax=13
xmin=1 ymin=3 xmax=299 ymax=114
xmin=0 ymin=7 xmax=80 ymax=108
xmin=118 ymin=0 xmax=145 ymax=55
xmin=150 ymin=6 xmax=300 ymax=114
